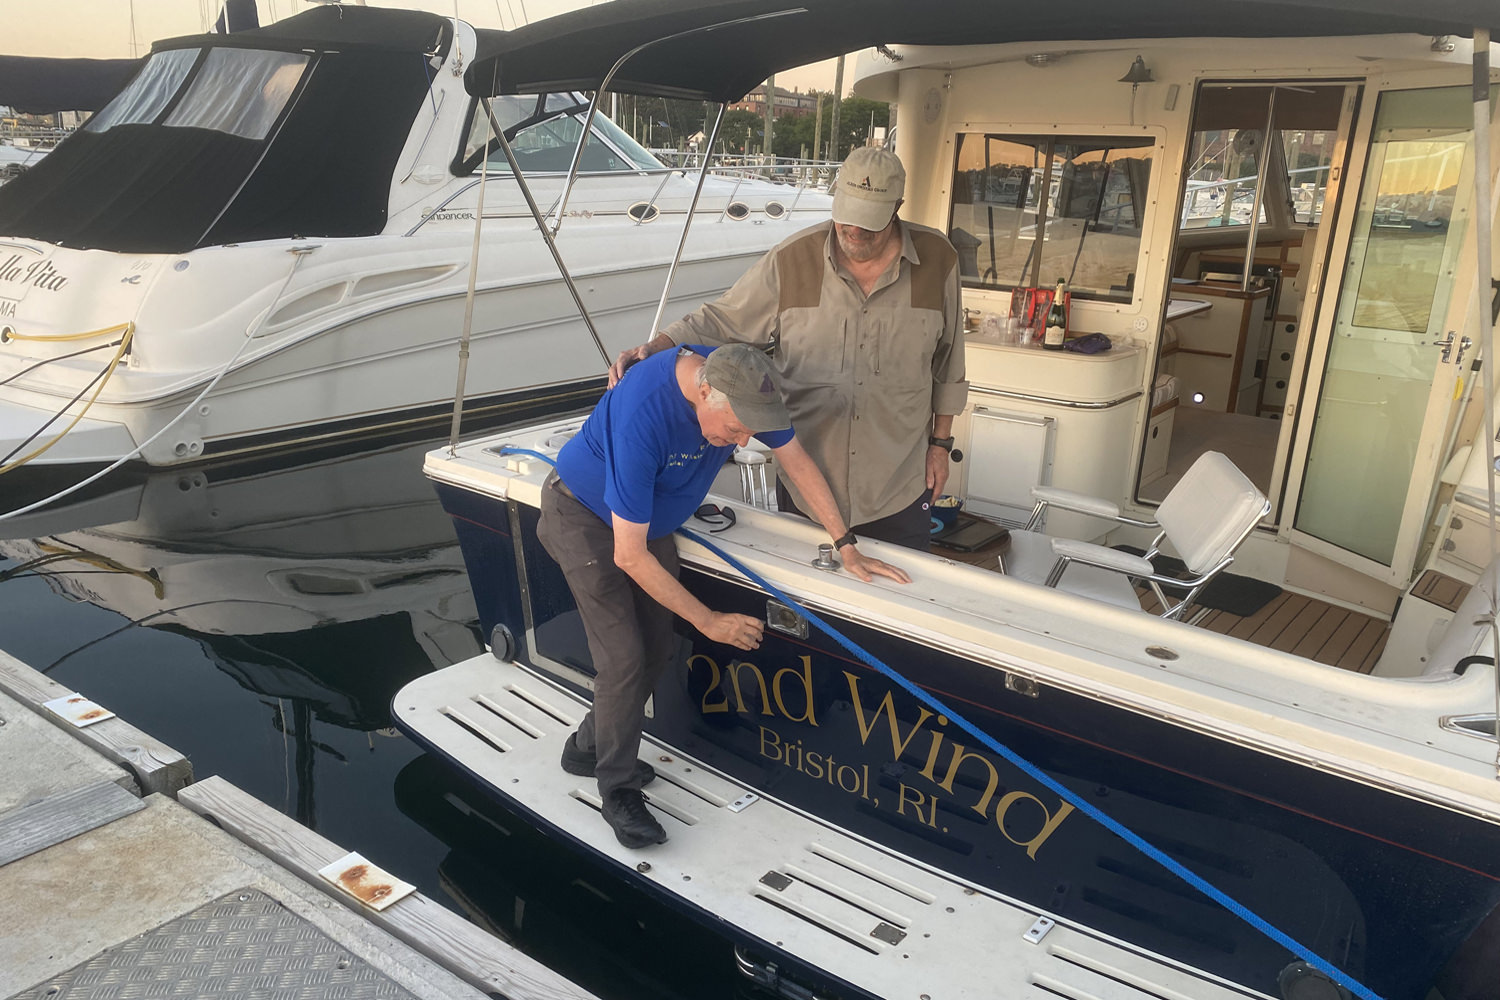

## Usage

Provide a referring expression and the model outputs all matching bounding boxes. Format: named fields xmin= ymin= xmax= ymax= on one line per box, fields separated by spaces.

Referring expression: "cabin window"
xmin=83 ymin=48 xmax=199 ymax=133
xmin=162 ymin=50 xmax=309 ymax=140
xmin=949 ymin=133 xmax=1153 ymax=303
xmin=457 ymin=94 xmax=662 ymax=175
xmin=1180 ymin=128 xmax=1270 ymax=229
xmin=1282 ymin=129 xmax=1337 ymax=224
xmin=1180 ymin=85 xmax=1346 ymax=231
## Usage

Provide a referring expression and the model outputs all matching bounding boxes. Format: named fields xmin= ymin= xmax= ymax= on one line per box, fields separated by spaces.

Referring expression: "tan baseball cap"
xmin=702 ymin=344 xmax=791 ymax=433
xmin=832 ymin=146 xmax=905 ymax=232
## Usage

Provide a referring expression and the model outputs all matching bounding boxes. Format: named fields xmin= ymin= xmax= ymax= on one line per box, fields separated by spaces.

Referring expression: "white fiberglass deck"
xmin=398 ymin=656 xmax=1260 ymax=1000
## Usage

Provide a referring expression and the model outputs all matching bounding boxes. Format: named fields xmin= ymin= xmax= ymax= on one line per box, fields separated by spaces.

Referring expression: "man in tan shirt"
xmin=610 ymin=146 xmax=968 ymax=550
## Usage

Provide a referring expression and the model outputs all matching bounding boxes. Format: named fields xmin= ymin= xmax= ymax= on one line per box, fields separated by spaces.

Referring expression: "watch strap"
xmin=929 ymin=435 xmax=955 ymax=452
xmin=833 ymin=530 xmax=857 ymax=549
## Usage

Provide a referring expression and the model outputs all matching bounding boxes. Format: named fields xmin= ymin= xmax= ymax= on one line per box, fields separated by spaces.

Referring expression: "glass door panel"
xmin=1292 ymin=86 xmax=1476 ymax=567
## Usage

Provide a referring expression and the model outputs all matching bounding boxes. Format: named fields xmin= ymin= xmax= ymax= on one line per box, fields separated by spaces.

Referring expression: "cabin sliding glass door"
xmin=1288 ymin=85 xmax=1485 ymax=583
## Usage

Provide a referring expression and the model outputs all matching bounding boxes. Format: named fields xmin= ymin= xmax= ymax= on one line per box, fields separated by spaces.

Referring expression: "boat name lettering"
xmin=0 ymin=254 xmax=68 ymax=292
xmin=429 ymin=210 xmax=475 ymax=221
xmin=688 ymin=653 xmax=819 ymax=725
xmin=841 ymin=670 xmax=1074 ymax=858
xmin=759 ymin=727 xmax=872 ymax=799
xmin=0 ymin=297 xmax=14 ymax=318
xmin=686 ymin=653 xmax=1072 ymax=858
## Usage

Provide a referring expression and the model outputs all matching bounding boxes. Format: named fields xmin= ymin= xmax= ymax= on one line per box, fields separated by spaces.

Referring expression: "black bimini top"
xmin=0 ymin=6 xmax=452 ymax=254
xmin=0 ymin=56 xmax=145 ymax=114
xmin=467 ymin=0 xmax=1500 ymax=103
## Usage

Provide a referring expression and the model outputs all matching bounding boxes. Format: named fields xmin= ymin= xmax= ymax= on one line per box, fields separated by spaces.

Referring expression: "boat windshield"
xmin=85 ymin=47 xmax=309 ymax=141
xmin=457 ymin=93 xmax=663 ymax=175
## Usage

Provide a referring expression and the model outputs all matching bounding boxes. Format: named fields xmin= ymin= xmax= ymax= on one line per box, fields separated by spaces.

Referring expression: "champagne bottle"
xmin=1043 ymin=278 xmax=1067 ymax=350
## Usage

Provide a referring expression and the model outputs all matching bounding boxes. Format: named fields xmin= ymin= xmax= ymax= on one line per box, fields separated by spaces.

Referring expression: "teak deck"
xmin=932 ymin=531 xmax=1391 ymax=674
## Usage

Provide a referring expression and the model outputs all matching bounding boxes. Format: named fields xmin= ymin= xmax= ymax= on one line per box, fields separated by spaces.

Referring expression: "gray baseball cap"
xmin=702 ymin=344 xmax=791 ymax=434
xmin=832 ymin=146 xmax=905 ymax=232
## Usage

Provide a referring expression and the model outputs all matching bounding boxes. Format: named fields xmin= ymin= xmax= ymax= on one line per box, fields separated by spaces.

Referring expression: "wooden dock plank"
xmin=0 ymin=649 xmax=191 ymax=797
xmin=179 ymin=776 xmax=601 ymax=1000
xmin=0 ymin=779 xmax=144 ymax=867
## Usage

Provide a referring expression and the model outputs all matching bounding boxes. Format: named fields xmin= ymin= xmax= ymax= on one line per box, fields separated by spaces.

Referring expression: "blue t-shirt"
xmin=555 ymin=345 xmax=794 ymax=539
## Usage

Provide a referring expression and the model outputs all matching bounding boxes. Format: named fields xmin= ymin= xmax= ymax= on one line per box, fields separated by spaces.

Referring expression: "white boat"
xmin=0 ymin=6 xmax=829 ymax=472
xmin=398 ymin=2 xmax=1500 ymax=999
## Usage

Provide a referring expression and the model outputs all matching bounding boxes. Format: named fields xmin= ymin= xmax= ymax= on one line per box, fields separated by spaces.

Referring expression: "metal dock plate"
xmin=14 ymin=889 xmax=421 ymax=999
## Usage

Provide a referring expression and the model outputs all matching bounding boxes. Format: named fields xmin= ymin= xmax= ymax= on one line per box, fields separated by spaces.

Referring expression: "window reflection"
xmin=85 ymin=48 xmax=200 ymax=133
xmin=460 ymin=94 xmax=663 ymax=175
xmin=163 ymin=50 xmax=309 ymax=140
xmin=949 ymin=133 xmax=1152 ymax=302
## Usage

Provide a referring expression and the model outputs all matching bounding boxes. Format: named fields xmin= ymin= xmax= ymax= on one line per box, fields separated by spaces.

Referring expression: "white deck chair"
xmin=1000 ymin=451 xmax=1270 ymax=619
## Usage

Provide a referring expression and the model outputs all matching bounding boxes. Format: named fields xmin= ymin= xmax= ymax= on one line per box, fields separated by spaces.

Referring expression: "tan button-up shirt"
xmin=662 ymin=219 xmax=968 ymax=526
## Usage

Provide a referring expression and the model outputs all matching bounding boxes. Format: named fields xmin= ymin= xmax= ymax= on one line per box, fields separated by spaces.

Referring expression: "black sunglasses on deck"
xmin=693 ymin=503 xmax=736 ymax=533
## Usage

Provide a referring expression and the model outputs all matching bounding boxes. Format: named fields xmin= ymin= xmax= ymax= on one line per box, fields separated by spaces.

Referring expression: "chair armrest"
xmin=1030 ymin=486 xmax=1121 ymax=520
xmin=1050 ymin=537 xmax=1154 ymax=576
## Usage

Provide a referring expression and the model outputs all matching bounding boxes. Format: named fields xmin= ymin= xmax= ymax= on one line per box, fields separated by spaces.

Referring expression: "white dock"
xmin=0 ymin=648 xmax=599 ymax=1000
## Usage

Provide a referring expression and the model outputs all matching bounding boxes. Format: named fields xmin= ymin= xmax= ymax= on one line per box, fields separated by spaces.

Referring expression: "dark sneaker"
xmin=560 ymin=732 xmax=657 ymax=786
xmin=602 ymin=788 xmax=667 ymax=848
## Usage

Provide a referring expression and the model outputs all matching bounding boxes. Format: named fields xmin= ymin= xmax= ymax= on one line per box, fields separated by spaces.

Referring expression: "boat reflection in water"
xmin=0 ymin=428 xmax=762 ymax=999
xmin=393 ymin=754 xmax=750 ymax=1000
xmin=0 ymin=435 xmax=481 ymax=831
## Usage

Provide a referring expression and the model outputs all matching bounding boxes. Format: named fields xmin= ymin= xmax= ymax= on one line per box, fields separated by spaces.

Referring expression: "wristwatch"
xmin=833 ymin=530 xmax=858 ymax=550
xmin=928 ymin=435 xmax=955 ymax=452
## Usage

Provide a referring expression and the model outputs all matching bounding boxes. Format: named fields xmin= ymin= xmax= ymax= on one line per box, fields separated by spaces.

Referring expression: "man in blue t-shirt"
xmin=539 ymin=343 xmax=909 ymax=849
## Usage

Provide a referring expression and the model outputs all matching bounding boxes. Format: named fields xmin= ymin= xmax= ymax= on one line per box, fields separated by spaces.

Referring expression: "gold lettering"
xmin=919 ymin=729 xmax=946 ymax=782
xmin=935 ymin=743 xmax=1003 ymax=819
xmin=727 ymin=659 xmax=771 ymax=715
xmin=843 ymin=671 xmax=935 ymax=760
xmin=896 ymin=783 xmax=938 ymax=827
xmin=689 ymin=654 xmax=729 ymax=714
xmin=995 ymin=791 xmax=1075 ymax=860
xmin=772 ymin=655 xmax=819 ymax=726
xmin=804 ymin=751 xmax=824 ymax=780
xmin=837 ymin=764 xmax=862 ymax=794
xmin=758 ymin=726 xmax=783 ymax=762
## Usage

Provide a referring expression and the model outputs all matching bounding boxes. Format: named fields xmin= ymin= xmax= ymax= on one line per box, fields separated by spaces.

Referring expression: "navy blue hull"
xmin=436 ymin=490 xmax=1500 ymax=1000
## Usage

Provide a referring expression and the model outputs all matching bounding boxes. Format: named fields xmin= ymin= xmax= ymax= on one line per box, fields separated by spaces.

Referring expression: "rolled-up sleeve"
xmin=930 ymin=252 xmax=969 ymax=416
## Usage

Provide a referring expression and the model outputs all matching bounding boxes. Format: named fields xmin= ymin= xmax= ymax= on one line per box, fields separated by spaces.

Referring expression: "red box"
xmin=1009 ymin=287 xmax=1070 ymax=334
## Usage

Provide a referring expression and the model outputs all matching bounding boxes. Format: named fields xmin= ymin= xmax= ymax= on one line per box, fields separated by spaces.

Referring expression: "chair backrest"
xmin=1155 ymin=452 xmax=1268 ymax=574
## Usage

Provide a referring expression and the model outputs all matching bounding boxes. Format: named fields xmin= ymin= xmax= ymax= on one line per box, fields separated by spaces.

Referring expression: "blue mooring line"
xmin=497 ymin=445 xmax=1381 ymax=1000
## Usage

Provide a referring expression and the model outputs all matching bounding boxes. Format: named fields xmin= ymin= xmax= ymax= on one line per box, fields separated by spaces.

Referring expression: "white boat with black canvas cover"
xmin=0 ymin=6 xmax=829 ymax=473
xmin=398 ymin=2 xmax=1500 ymax=999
